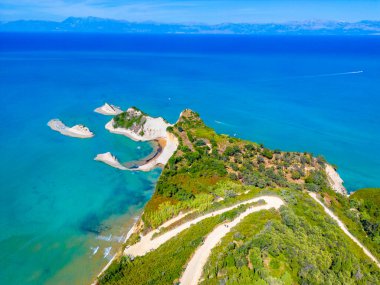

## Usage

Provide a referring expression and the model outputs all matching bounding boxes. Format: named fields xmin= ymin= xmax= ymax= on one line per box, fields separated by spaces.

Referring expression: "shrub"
xmin=262 ymin=149 xmax=273 ymax=159
xmin=291 ymin=170 xmax=301 ymax=180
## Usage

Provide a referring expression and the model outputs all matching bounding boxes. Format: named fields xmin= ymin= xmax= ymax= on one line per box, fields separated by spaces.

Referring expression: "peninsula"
xmin=95 ymin=109 xmax=380 ymax=285
xmin=47 ymin=119 xmax=94 ymax=138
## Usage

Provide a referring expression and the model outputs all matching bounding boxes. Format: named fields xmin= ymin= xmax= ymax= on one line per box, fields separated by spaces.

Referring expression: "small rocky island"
xmin=94 ymin=103 xmax=123 ymax=116
xmin=47 ymin=119 xmax=94 ymax=138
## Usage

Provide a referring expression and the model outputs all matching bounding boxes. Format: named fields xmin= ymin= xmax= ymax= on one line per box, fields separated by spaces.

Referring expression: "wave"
xmin=91 ymin=246 xmax=99 ymax=255
xmin=97 ymin=234 xmax=112 ymax=241
xmin=104 ymin=246 xmax=112 ymax=259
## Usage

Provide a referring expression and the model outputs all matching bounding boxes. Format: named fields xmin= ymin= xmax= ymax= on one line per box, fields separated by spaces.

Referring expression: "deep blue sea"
xmin=0 ymin=33 xmax=379 ymax=284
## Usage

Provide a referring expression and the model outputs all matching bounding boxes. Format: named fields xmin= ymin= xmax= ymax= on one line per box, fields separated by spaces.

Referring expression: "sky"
xmin=0 ymin=0 xmax=379 ymax=23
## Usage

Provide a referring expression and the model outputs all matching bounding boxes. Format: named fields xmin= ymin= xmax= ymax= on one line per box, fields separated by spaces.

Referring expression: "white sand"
xmin=180 ymin=196 xmax=284 ymax=285
xmin=47 ymin=119 xmax=94 ymax=138
xmin=94 ymin=103 xmax=123 ymax=116
xmin=105 ymin=108 xmax=179 ymax=171
xmin=124 ymin=196 xmax=284 ymax=258
xmin=94 ymin=152 xmax=127 ymax=170
xmin=325 ymin=164 xmax=347 ymax=195
xmin=309 ymin=192 xmax=379 ymax=268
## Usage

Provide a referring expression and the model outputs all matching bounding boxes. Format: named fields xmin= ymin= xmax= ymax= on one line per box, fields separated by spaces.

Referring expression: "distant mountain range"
xmin=1 ymin=17 xmax=380 ymax=35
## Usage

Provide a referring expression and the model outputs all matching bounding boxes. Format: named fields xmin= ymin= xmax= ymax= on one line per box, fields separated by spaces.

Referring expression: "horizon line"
xmin=2 ymin=16 xmax=380 ymax=26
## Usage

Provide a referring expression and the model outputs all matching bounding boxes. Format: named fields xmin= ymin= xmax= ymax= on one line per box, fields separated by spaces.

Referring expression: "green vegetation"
xmin=100 ymin=109 xmax=380 ymax=285
xmin=141 ymin=109 xmax=325 ymax=229
xmin=113 ymin=107 xmax=146 ymax=129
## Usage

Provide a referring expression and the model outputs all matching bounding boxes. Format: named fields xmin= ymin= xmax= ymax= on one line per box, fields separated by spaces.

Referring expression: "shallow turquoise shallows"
xmin=0 ymin=34 xmax=379 ymax=284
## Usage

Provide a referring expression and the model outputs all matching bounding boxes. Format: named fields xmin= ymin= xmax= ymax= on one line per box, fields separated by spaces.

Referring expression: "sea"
xmin=0 ymin=33 xmax=379 ymax=284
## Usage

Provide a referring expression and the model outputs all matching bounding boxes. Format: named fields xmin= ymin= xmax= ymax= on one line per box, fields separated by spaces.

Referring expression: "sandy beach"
xmin=94 ymin=103 xmax=123 ymax=116
xmin=47 ymin=119 xmax=94 ymax=138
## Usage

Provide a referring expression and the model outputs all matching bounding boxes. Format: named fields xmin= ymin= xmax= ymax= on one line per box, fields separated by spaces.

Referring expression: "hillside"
xmin=2 ymin=17 xmax=380 ymax=35
xmin=98 ymin=109 xmax=379 ymax=285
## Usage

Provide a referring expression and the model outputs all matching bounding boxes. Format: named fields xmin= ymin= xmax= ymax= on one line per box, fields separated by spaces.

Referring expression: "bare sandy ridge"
xmin=309 ymin=192 xmax=380 ymax=268
xmin=179 ymin=196 xmax=284 ymax=285
xmin=124 ymin=196 xmax=284 ymax=258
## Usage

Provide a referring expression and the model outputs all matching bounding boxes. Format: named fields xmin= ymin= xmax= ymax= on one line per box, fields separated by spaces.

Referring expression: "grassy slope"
xmin=351 ymin=188 xmax=380 ymax=203
xmin=99 ymin=110 xmax=380 ymax=285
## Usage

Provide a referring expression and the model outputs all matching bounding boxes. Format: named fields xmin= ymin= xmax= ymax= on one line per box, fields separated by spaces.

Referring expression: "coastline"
xmin=92 ymin=112 xmax=180 ymax=284
xmin=92 ymin=217 xmax=141 ymax=285
xmin=123 ymin=139 xmax=164 ymax=169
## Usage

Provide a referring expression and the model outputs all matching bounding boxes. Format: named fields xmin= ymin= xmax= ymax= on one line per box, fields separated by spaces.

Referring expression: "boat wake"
xmin=214 ymin=120 xmax=234 ymax=126
xmin=303 ymin=70 xmax=363 ymax=78
xmin=257 ymin=70 xmax=364 ymax=83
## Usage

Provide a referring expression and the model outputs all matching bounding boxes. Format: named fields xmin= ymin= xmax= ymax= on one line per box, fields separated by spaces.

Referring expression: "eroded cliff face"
xmin=325 ymin=164 xmax=347 ymax=195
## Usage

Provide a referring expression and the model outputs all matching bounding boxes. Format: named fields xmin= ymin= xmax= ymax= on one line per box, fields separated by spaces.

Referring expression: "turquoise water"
xmin=0 ymin=34 xmax=379 ymax=284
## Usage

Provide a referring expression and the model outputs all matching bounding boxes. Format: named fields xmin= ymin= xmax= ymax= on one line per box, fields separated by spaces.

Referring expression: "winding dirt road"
xmin=124 ymin=196 xmax=284 ymax=258
xmin=179 ymin=196 xmax=284 ymax=285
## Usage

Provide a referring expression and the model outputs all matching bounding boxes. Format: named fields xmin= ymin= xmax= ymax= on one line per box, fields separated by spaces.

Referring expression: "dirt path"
xmin=179 ymin=196 xmax=284 ymax=285
xmin=124 ymin=196 xmax=283 ymax=258
xmin=309 ymin=192 xmax=380 ymax=268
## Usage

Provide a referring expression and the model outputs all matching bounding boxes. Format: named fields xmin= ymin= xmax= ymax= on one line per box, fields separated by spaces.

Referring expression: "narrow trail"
xmin=124 ymin=196 xmax=284 ymax=258
xmin=179 ymin=196 xmax=284 ymax=285
xmin=309 ymin=192 xmax=380 ymax=268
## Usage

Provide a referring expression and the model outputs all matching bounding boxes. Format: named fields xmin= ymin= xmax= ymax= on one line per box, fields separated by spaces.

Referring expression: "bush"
xmin=262 ymin=149 xmax=273 ymax=159
xmin=291 ymin=170 xmax=301 ymax=180
xmin=195 ymin=139 xmax=206 ymax=147
xmin=224 ymin=146 xmax=241 ymax=156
